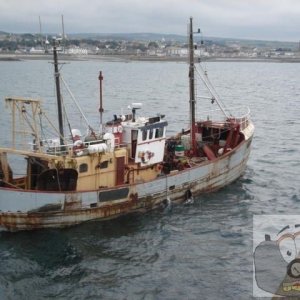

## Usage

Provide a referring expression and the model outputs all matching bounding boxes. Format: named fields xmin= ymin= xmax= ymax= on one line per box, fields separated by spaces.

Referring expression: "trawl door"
xmin=116 ymin=156 xmax=125 ymax=185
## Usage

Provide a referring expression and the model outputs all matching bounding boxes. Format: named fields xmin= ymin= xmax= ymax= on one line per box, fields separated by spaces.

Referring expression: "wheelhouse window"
xmin=142 ymin=130 xmax=147 ymax=141
xmin=155 ymin=127 xmax=164 ymax=138
xmin=149 ymin=128 xmax=153 ymax=140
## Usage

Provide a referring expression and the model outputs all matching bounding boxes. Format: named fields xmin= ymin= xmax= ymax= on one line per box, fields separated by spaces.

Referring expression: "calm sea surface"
xmin=0 ymin=58 xmax=300 ymax=299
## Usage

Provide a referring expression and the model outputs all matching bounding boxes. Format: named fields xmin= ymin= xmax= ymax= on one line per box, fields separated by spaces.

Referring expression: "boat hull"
xmin=0 ymin=134 xmax=253 ymax=231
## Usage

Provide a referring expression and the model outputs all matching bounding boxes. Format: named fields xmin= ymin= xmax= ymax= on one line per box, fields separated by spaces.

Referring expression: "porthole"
xmin=79 ymin=163 xmax=88 ymax=173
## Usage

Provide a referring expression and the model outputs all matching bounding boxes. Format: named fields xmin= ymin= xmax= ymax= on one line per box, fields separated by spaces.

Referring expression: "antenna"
xmin=98 ymin=71 xmax=104 ymax=134
xmin=129 ymin=103 xmax=142 ymax=122
xmin=39 ymin=16 xmax=43 ymax=47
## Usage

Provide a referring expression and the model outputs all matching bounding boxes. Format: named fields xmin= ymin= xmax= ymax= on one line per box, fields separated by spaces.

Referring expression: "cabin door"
xmin=131 ymin=130 xmax=138 ymax=159
xmin=116 ymin=156 xmax=125 ymax=185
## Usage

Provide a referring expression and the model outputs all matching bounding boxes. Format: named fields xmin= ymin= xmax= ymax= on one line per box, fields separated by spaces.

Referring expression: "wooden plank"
xmin=0 ymin=147 xmax=62 ymax=160
xmin=0 ymin=152 xmax=10 ymax=182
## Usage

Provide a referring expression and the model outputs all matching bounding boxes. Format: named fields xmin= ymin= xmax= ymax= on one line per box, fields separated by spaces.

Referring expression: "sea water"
xmin=0 ymin=59 xmax=300 ymax=299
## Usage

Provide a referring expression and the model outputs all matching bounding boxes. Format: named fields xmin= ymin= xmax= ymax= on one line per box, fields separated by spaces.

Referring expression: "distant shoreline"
xmin=1 ymin=53 xmax=300 ymax=63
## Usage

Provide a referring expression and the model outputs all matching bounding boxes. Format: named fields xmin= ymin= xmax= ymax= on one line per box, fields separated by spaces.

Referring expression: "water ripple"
xmin=1 ymin=61 xmax=300 ymax=299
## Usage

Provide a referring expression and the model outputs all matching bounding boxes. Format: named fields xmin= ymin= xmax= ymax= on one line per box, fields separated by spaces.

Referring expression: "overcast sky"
xmin=0 ymin=0 xmax=299 ymax=41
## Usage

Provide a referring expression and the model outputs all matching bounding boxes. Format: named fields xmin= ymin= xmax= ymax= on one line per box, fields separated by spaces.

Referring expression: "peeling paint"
xmin=0 ymin=135 xmax=253 ymax=231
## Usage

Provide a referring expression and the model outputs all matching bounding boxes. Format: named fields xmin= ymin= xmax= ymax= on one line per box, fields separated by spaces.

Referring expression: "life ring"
xmin=141 ymin=150 xmax=154 ymax=163
xmin=117 ymin=125 xmax=123 ymax=133
xmin=141 ymin=151 xmax=149 ymax=163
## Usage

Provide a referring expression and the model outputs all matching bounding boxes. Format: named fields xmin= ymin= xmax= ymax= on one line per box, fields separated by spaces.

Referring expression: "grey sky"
xmin=0 ymin=0 xmax=299 ymax=41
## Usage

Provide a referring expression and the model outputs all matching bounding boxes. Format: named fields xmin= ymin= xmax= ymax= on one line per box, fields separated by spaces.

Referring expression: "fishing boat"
xmin=0 ymin=18 xmax=254 ymax=231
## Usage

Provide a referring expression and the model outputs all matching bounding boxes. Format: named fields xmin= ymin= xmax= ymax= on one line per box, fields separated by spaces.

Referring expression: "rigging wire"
xmin=195 ymin=66 xmax=230 ymax=118
xmin=199 ymin=30 xmax=208 ymax=72
xmin=13 ymin=102 xmax=38 ymax=149
xmin=41 ymin=111 xmax=64 ymax=140
xmin=60 ymin=93 xmax=75 ymax=143
xmin=38 ymin=110 xmax=64 ymax=146
xmin=54 ymin=167 xmax=62 ymax=192
xmin=195 ymin=28 xmax=231 ymax=119
xmin=60 ymin=75 xmax=95 ymax=133
xmin=38 ymin=111 xmax=48 ymax=147
xmin=21 ymin=109 xmax=37 ymax=137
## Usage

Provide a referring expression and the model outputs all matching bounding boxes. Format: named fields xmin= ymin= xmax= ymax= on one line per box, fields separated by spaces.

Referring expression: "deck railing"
xmin=198 ymin=106 xmax=251 ymax=130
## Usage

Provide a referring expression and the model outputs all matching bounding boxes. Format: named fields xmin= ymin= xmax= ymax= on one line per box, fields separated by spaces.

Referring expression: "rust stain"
xmin=0 ymin=138 xmax=252 ymax=231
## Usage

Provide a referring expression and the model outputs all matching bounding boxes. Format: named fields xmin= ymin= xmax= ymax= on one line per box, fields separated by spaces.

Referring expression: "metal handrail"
xmin=197 ymin=106 xmax=251 ymax=130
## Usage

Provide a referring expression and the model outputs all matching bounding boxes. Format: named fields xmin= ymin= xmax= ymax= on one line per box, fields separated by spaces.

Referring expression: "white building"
xmin=66 ymin=47 xmax=88 ymax=55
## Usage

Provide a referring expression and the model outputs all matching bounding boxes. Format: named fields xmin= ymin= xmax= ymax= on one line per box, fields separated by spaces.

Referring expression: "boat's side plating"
xmin=0 ymin=125 xmax=253 ymax=231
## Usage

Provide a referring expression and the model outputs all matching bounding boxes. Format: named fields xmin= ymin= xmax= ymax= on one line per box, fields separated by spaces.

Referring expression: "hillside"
xmin=0 ymin=30 xmax=298 ymax=51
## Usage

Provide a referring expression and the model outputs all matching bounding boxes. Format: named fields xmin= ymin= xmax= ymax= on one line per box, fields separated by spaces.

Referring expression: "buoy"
xmin=73 ymin=140 xmax=84 ymax=156
xmin=175 ymin=145 xmax=185 ymax=157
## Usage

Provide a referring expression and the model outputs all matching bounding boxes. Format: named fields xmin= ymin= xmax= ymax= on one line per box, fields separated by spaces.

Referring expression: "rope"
xmin=55 ymin=167 xmax=62 ymax=191
xmin=60 ymin=75 xmax=93 ymax=131
xmin=41 ymin=111 xmax=64 ymax=141
xmin=60 ymin=94 xmax=74 ymax=143
xmin=195 ymin=65 xmax=230 ymax=118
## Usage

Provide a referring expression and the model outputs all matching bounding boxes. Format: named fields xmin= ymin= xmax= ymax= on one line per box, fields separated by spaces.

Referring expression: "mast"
xmin=98 ymin=71 xmax=104 ymax=134
xmin=189 ymin=17 xmax=197 ymax=155
xmin=53 ymin=40 xmax=65 ymax=147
